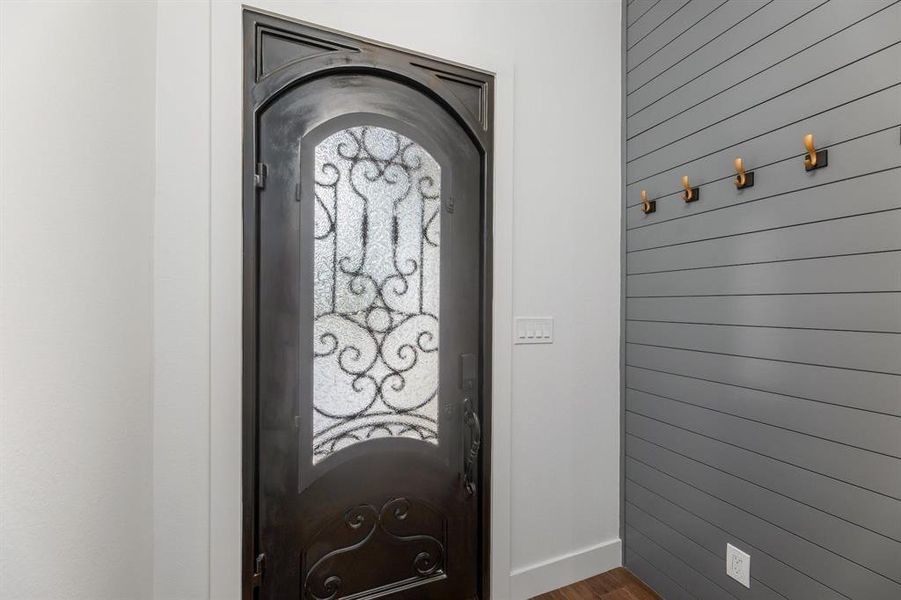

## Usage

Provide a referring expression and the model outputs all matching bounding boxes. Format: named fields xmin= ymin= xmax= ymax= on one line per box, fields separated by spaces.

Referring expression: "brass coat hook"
xmin=640 ymin=190 xmax=656 ymax=214
xmin=803 ymin=133 xmax=828 ymax=171
xmin=734 ymin=157 xmax=754 ymax=189
xmin=681 ymin=175 xmax=699 ymax=203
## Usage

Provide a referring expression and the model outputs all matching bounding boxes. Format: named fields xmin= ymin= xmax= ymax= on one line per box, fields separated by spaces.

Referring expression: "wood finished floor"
xmin=530 ymin=567 xmax=661 ymax=600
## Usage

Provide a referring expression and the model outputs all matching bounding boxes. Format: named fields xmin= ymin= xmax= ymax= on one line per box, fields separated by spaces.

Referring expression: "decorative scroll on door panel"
xmin=302 ymin=497 xmax=446 ymax=600
xmin=312 ymin=126 xmax=442 ymax=463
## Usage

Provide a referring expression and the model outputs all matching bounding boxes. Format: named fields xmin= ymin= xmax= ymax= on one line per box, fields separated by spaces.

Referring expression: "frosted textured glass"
xmin=312 ymin=126 xmax=441 ymax=464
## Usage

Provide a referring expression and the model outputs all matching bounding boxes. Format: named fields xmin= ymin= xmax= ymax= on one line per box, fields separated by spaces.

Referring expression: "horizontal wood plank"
xmin=627 ymin=0 xmax=691 ymax=49
xmin=625 ymin=479 xmax=851 ymax=600
xmin=626 ymin=343 xmax=901 ymax=416
xmin=625 ymin=525 xmax=735 ymax=600
xmin=629 ymin=0 xmax=892 ymax=130
xmin=625 ymin=320 xmax=901 ymax=374
xmin=627 ymin=43 xmax=901 ymax=178
xmin=627 ymin=434 xmax=901 ymax=578
xmin=627 ymin=0 xmax=769 ymax=96
xmin=628 ymin=3 xmax=901 ymax=155
xmin=626 ymin=547 xmax=695 ymax=600
xmin=625 ymin=365 xmax=901 ymax=456
xmin=626 ymin=293 xmax=901 ymax=333
xmin=627 ymin=458 xmax=901 ymax=600
xmin=625 ymin=504 xmax=782 ymax=600
xmin=627 ymin=0 xmax=732 ymax=70
xmin=626 ymin=411 xmax=901 ymax=542
xmin=626 ymin=389 xmax=901 ymax=499
xmin=629 ymin=210 xmax=901 ymax=275
xmin=628 ymin=250 xmax=901 ymax=298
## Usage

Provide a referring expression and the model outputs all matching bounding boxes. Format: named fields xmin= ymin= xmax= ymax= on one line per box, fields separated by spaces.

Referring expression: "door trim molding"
xmin=510 ymin=538 xmax=623 ymax=600
xmin=240 ymin=8 xmax=496 ymax=598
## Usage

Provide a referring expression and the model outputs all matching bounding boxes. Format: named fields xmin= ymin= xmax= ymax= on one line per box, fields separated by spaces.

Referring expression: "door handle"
xmin=462 ymin=396 xmax=481 ymax=496
xmin=459 ymin=353 xmax=480 ymax=497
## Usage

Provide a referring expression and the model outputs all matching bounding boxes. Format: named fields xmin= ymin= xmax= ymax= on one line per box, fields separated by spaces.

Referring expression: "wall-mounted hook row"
xmin=638 ymin=132 xmax=830 ymax=218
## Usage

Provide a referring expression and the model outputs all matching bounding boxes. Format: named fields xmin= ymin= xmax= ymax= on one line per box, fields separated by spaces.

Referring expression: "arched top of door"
xmin=244 ymin=8 xmax=494 ymax=154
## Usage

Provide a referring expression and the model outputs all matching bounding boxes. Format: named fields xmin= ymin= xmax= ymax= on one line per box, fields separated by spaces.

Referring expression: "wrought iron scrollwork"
xmin=380 ymin=498 xmax=443 ymax=576
xmin=312 ymin=126 xmax=443 ymax=464
xmin=304 ymin=505 xmax=379 ymax=600
xmin=303 ymin=498 xmax=445 ymax=600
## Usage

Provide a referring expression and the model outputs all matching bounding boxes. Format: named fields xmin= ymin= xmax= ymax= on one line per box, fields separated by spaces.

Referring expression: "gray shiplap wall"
xmin=621 ymin=1 xmax=901 ymax=599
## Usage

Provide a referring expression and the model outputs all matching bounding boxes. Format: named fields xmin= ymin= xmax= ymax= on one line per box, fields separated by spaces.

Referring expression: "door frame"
xmin=241 ymin=9 xmax=495 ymax=598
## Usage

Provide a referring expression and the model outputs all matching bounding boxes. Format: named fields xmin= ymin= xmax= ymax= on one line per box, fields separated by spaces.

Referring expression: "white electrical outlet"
xmin=726 ymin=543 xmax=750 ymax=588
xmin=513 ymin=317 xmax=554 ymax=344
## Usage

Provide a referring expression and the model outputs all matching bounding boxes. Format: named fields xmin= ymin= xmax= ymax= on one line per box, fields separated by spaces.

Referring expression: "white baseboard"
xmin=509 ymin=538 xmax=623 ymax=600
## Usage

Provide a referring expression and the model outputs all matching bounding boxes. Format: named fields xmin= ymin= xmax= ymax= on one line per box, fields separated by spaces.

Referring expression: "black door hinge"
xmin=252 ymin=553 xmax=266 ymax=589
xmin=254 ymin=163 xmax=268 ymax=189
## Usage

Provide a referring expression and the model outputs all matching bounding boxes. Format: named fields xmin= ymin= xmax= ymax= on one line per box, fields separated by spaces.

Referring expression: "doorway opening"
xmin=242 ymin=10 xmax=495 ymax=599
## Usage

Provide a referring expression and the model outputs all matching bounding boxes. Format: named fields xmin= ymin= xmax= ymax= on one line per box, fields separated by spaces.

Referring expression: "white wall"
xmin=152 ymin=2 xmax=211 ymax=599
xmin=0 ymin=1 xmax=157 ymax=599
xmin=504 ymin=5 xmax=622 ymax=594
xmin=155 ymin=2 xmax=622 ymax=599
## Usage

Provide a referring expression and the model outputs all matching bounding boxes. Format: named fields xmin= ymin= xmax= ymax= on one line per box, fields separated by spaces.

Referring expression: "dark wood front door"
xmin=243 ymin=11 xmax=494 ymax=600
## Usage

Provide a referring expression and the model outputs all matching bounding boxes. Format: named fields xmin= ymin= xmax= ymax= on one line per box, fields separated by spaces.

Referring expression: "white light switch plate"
xmin=726 ymin=543 xmax=750 ymax=588
xmin=514 ymin=317 xmax=554 ymax=344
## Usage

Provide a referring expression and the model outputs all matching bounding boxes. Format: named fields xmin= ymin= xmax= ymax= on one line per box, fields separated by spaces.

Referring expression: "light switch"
xmin=514 ymin=317 xmax=554 ymax=344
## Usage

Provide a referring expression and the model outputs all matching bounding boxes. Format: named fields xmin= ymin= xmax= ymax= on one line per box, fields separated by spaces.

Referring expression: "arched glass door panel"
xmin=312 ymin=125 xmax=442 ymax=463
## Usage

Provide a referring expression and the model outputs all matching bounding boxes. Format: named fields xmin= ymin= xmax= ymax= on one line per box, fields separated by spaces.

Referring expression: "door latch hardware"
xmin=252 ymin=553 xmax=266 ymax=589
xmin=254 ymin=162 xmax=268 ymax=189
